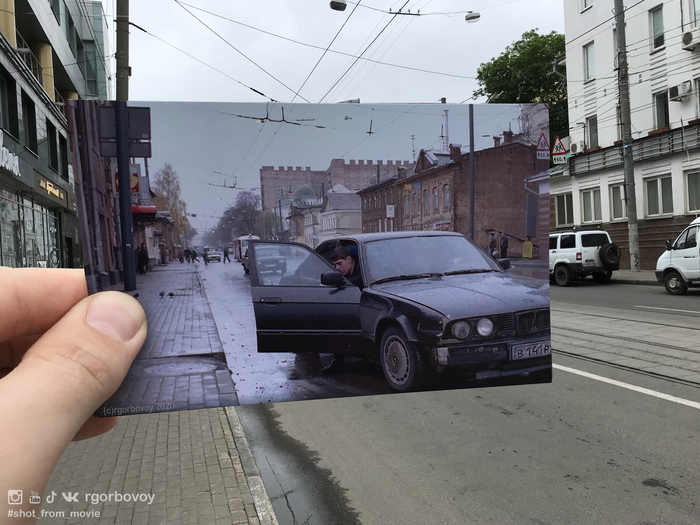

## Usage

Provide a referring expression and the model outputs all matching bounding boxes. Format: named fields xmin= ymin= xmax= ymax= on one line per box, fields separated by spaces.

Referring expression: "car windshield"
xmin=363 ymin=235 xmax=499 ymax=284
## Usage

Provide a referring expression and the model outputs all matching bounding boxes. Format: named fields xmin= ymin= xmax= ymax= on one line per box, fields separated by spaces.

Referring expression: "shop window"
xmin=645 ymin=175 xmax=673 ymax=216
xmin=688 ymin=172 xmax=700 ymax=213
xmin=581 ymin=188 xmax=601 ymax=223
xmin=21 ymin=93 xmax=37 ymax=153
xmin=555 ymin=193 xmax=574 ymax=227
xmin=610 ymin=184 xmax=627 ymax=220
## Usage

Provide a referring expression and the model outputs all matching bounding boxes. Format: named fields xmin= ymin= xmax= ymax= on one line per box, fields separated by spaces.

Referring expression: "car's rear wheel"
xmin=664 ymin=271 xmax=687 ymax=295
xmin=593 ymin=270 xmax=612 ymax=284
xmin=380 ymin=327 xmax=428 ymax=392
xmin=554 ymin=265 xmax=573 ymax=287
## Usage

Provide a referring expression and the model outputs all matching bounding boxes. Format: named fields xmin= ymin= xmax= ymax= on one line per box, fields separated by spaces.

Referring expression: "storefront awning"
xmin=131 ymin=205 xmax=157 ymax=223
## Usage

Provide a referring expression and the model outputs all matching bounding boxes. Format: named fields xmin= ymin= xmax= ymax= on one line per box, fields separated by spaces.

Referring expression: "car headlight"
xmin=476 ymin=317 xmax=494 ymax=337
xmin=451 ymin=320 xmax=471 ymax=339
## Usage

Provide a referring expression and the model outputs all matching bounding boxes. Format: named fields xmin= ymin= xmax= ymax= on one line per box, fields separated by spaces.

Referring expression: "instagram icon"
xmin=7 ymin=490 xmax=22 ymax=505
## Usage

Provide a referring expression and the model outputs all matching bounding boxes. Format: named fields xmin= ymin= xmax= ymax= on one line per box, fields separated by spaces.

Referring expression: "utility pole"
xmin=116 ymin=0 xmax=136 ymax=289
xmin=469 ymin=104 xmax=475 ymax=241
xmin=615 ymin=0 xmax=641 ymax=271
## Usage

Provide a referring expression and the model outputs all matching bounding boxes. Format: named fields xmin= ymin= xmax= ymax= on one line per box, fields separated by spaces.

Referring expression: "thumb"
xmin=0 ymin=291 xmax=146 ymax=504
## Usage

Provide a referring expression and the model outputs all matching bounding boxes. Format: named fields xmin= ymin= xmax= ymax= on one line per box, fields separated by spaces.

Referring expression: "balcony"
xmin=570 ymin=122 xmax=700 ymax=176
xmin=15 ymin=31 xmax=42 ymax=86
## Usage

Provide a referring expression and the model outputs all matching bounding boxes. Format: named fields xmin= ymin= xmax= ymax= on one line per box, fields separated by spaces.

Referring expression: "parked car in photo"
xmin=549 ymin=230 xmax=621 ymax=286
xmin=247 ymin=231 xmax=551 ymax=392
xmin=655 ymin=217 xmax=700 ymax=295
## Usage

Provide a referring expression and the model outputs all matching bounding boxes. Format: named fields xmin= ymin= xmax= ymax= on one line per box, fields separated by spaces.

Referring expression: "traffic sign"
xmin=536 ymin=133 xmax=550 ymax=160
xmin=551 ymin=135 xmax=567 ymax=164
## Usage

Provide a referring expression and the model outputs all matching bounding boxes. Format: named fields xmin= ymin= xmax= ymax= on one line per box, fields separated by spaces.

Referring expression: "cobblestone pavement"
xmin=97 ymin=263 xmax=238 ymax=416
xmin=45 ymin=407 xmax=276 ymax=524
xmin=45 ymin=262 xmax=278 ymax=524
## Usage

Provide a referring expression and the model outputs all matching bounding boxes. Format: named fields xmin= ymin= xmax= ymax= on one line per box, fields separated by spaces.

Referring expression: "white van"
xmin=655 ymin=217 xmax=700 ymax=295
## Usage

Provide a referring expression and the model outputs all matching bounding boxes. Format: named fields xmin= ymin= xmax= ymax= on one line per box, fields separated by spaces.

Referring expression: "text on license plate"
xmin=510 ymin=341 xmax=551 ymax=360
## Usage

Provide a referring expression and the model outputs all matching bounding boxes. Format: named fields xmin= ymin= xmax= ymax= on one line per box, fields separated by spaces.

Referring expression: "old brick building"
xmin=260 ymin=158 xmax=412 ymax=214
xmin=358 ymin=139 xmax=550 ymax=258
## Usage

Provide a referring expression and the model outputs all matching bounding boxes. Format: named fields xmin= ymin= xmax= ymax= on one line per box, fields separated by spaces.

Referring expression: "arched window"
xmin=423 ymin=190 xmax=428 ymax=212
xmin=413 ymin=193 xmax=418 ymax=214
xmin=433 ymin=187 xmax=438 ymax=210
xmin=444 ymin=184 xmax=450 ymax=208
xmin=404 ymin=195 xmax=409 ymax=215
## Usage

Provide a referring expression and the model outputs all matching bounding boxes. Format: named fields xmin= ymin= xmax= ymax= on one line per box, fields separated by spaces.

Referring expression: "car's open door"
xmin=249 ymin=241 xmax=362 ymax=353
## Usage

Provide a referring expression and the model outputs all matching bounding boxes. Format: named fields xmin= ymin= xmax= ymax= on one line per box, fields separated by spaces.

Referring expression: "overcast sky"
xmin=100 ymin=0 xmax=565 ymax=104
xmin=99 ymin=1 xmax=562 ymax=234
xmin=136 ymin=102 xmax=537 ymax=234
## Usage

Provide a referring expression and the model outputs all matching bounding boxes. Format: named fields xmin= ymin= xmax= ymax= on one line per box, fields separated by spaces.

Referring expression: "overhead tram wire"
xmin=173 ymin=0 xmax=310 ymax=103
xmin=130 ymin=24 xmax=277 ymax=102
xmin=290 ymin=0 xmax=363 ymax=103
xmin=175 ymin=2 xmax=473 ymax=81
xmin=318 ymin=0 xmax=412 ymax=103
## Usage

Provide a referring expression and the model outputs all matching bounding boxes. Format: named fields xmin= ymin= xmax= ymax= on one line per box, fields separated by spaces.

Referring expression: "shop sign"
xmin=433 ymin=221 xmax=451 ymax=231
xmin=34 ymin=173 xmax=68 ymax=207
xmin=0 ymin=131 xmax=20 ymax=177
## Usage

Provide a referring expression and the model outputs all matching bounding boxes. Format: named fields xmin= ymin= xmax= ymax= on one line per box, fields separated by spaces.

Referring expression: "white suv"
xmin=549 ymin=231 xmax=621 ymax=286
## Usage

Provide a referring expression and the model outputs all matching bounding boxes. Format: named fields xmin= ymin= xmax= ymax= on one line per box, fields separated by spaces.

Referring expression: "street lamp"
xmin=465 ymin=11 xmax=481 ymax=23
xmin=330 ymin=0 xmax=347 ymax=11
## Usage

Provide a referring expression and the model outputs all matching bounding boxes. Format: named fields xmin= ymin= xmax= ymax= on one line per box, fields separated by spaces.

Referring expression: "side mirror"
xmin=665 ymin=240 xmax=672 ymax=251
xmin=321 ymin=272 xmax=346 ymax=286
xmin=497 ymin=258 xmax=511 ymax=270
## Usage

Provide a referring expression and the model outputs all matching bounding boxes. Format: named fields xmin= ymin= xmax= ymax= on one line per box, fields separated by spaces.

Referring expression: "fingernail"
xmin=86 ymin=292 xmax=145 ymax=342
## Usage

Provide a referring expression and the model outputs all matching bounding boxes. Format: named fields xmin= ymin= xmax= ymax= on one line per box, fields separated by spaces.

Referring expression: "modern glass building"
xmin=0 ymin=0 xmax=110 ymax=268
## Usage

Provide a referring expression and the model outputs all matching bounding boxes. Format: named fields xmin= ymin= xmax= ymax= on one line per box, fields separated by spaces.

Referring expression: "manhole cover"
xmin=144 ymin=362 xmax=218 ymax=376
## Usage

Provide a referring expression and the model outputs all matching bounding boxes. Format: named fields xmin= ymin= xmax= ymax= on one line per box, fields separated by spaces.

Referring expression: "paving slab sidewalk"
xmin=45 ymin=263 xmax=278 ymax=525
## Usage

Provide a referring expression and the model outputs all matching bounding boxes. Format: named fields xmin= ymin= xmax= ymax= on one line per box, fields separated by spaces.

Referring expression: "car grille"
xmin=514 ymin=309 xmax=550 ymax=335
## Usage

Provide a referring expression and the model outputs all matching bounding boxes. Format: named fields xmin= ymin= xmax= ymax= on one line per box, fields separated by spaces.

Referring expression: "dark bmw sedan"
xmin=248 ymin=231 xmax=550 ymax=392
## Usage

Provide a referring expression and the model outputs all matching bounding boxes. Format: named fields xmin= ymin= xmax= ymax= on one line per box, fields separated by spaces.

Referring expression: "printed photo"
xmin=65 ymin=100 xmax=551 ymax=414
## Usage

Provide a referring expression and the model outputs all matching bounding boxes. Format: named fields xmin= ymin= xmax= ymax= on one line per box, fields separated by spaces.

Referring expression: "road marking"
xmin=635 ymin=305 xmax=700 ymax=315
xmin=554 ymin=364 xmax=700 ymax=410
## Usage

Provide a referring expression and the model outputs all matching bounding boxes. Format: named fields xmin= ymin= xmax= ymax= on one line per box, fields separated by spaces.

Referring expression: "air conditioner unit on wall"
xmin=570 ymin=141 xmax=586 ymax=155
xmin=683 ymin=28 xmax=700 ymax=50
xmin=669 ymin=81 xmax=692 ymax=101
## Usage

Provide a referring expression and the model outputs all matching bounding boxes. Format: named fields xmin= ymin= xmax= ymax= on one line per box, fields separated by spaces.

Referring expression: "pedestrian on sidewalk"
xmin=191 ymin=248 xmax=200 ymax=263
xmin=500 ymin=234 xmax=509 ymax=258
xmin=488 ymin=232 xmax=498 ymax=259
xmin=138 ymin=243 xmax=149 ymax=274
xmin=223 ymin=247 xmax=231 ymax=263
xmin=184 ymin=247 xmax=191 ymax=263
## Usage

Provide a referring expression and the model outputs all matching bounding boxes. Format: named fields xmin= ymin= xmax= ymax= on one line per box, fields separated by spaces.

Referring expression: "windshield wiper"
xmin=372 ymin=273 xmax=440 ymax=285
xmin=441 ymin=269 xmax=496 ymax=276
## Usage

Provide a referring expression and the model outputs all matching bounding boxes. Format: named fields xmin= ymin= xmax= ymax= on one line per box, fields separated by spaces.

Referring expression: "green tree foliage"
xmin=473 ymin=30 xmax=568 ymax=142
xmin=151 ymin=163 xmax=194 ymax=244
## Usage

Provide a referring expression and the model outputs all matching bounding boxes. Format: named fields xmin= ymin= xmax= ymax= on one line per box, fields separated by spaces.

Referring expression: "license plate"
xmin=510 ymin=341 xmax=551 ymax=360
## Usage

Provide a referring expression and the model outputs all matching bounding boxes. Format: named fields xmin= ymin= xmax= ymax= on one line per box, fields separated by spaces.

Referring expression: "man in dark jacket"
xmin=322 ymin=246 xmax=363 ymax=374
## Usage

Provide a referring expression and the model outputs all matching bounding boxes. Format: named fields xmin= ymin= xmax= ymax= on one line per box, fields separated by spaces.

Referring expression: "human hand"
xmin=0 ymin=268 xmax=146 ymax=523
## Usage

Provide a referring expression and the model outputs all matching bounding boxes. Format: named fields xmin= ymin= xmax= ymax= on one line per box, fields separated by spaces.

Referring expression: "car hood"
xmin=370 ymin=272 xmax=549 ymax=318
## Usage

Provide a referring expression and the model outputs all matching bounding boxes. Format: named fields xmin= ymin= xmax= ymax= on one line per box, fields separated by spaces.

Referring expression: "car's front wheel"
xmin=380 ymin=327 xmax=428 ymax=392
xmin=554 ymin=265 xmax=573 ymax=286
xmin=664 ymin=271 xmax=687 ymax=295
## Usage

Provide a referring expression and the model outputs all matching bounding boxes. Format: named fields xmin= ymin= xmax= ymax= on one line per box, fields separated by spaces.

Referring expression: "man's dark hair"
xmin=330 ymin=246 xmax=353 ymax=262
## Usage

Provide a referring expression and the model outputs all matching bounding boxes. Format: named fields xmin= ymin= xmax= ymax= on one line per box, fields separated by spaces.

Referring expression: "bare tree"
xmin=152 ymin=163 xmax=193 ymax=243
